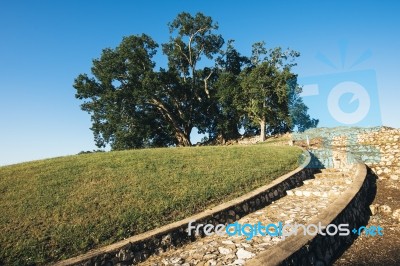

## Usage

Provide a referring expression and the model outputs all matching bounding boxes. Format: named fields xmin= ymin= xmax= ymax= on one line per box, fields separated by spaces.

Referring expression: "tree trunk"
xmin=176 ymin=131 xmax=192 ymax=146
xmin=260 ymin=118 xmax=266 ymax=142
xmin=220 ymin=123 xmax=240 ymax=142
xmin=150 ymin=99 xmax=192 ymax=147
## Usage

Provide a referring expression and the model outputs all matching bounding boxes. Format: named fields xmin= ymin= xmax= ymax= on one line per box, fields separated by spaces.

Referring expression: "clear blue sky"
xmin=1 ymin=0 xmax=399 ymax=166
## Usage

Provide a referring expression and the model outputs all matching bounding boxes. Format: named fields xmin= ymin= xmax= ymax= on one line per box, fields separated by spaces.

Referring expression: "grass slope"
xmin=0 ymin=145 xmax=302 ymax=265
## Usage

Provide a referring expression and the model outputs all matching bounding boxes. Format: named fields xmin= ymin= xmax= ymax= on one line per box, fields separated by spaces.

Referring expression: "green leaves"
xmin=73 ymin=12 xmax=317 ymax=149
xmin=163 ymin=12 xmax=224 ymax=74
xmin=73 ymin=34 xmax=175 ymax=149
xmin=240 ymin=42 xmax=317 ymax=137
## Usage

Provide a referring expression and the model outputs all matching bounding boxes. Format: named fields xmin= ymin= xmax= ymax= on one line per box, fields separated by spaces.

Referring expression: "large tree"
xmin=240 ymin=42 xmax=305 ymax=141
xmin=74 ymin=13 xmax=317 ymax=149
xmin=160 ymin=12 xmax=224 ymax=146
xmin=211 ymin=40 xmax=250 ymax=142
xmin=74 ymin=34 xmax=178 ymax=149
xmin=74 ymin=12 xmax=224 ymax=148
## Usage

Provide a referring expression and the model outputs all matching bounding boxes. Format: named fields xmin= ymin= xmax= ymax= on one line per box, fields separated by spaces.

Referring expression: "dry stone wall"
xmin=247 ymin=163 xmax=372 ymax=266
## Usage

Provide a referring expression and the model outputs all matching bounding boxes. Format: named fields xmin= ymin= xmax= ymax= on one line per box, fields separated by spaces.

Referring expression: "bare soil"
xmin=334 ymin=178 xmax=400 ymax=266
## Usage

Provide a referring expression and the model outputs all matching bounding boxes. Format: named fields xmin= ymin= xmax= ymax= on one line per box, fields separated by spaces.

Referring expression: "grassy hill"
xmin=0 ymin=145 xmax=302 ymax=265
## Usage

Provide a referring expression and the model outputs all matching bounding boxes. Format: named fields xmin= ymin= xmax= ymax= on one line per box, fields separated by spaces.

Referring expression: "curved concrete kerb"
xmin=54 ymin=149 xmax=313 ymax=266
xmin=246 ymin=155 xmax=370 ymax=266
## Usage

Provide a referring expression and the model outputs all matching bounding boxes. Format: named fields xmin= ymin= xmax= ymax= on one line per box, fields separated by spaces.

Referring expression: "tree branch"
xmin=203 ymin=70 xmax=213 ymax=98
xmin=149 ymin=98 xmax=187 ymax=137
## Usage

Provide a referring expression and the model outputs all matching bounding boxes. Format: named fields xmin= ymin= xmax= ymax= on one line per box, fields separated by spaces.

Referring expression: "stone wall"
xmin=282 ymin=164 xmax=372 ymax=265
xmin=54 ymin=150 xmax=314 ymax=266
xmin=247 ymin=153 xmax=373 ymax=266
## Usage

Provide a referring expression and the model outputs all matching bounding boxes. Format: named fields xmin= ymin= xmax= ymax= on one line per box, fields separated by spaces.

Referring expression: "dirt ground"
xmin=333 ymin=177 xmax=400 ymax=266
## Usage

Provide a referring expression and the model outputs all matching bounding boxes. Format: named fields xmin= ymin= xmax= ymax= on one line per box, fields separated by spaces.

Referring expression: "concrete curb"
xmin=246 ymin=161 xmax=369 ymax=266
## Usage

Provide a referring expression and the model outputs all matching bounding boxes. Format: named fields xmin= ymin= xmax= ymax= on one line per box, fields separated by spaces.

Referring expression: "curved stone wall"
xmin=246 ymin=157 xmax=373 ymax=265
xmin=54 ymin=150 xmax=313 ymax=266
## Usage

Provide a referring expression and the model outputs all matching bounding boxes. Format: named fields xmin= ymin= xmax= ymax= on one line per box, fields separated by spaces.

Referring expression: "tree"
xmin=74 ymin=34 xmax=178 ymax=149
xmin=74 ymin=13 xmax=317 ymax=149
xmin=210 ymin=40 xmax=250 ymax=142
xmin=74 ymin=13 xmax=225 ymax=149
xmin=241 ymin=42 xmax=301 ymax=141
xmin=144 ymin=68 xmax=197 ymax=147
xmin=287 ymin=77 xmax=319 ymax=132
xmin=159 ymin=12 xmax=224 ymax=146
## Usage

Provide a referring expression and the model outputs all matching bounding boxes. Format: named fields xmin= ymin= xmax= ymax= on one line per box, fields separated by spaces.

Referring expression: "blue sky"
xmin=1 ymin=0 xmax=399 ymax=166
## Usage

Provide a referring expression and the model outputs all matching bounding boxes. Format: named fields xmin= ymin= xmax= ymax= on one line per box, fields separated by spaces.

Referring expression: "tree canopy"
xmin=74 ymin=12 xmax=318 ymax=149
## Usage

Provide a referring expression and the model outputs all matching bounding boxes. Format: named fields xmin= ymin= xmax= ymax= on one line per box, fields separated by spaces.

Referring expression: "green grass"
xmin=0 ymin=145 xmax=302 ymax=265
xmin=258 ymin=134 xmax=291 ymax=146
